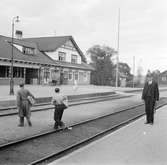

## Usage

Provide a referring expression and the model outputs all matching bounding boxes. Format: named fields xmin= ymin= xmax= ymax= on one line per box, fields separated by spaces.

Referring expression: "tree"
xmin=117 ymin=62 xmax=133 ymax=86
xmin=117 ymin=62 xmax=132 ymax=80
xmin=87 ymin=45 xmax=116 ymax=85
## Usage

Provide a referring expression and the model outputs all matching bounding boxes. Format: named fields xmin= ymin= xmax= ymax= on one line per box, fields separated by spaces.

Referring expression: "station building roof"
xmin=0 ymin=35 xmax=57 ymax=66
xmin=24 ymin=36 xmax=87 ymax=63
xmin=0 ymin=35 xmax=93 ymax=70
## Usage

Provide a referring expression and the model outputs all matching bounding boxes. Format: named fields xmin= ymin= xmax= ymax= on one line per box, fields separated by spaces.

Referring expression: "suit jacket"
xmin=17 ymin=88 xmax=34 ymax=106
xmin=16 ymin=88 xmax=35 ymax=117
xmin=142 ymin=81 xmax=159 ymax=101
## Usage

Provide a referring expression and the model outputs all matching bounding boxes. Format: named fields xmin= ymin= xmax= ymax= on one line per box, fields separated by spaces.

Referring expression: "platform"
xmin=0 ymin=84 xmax=141 ymax=101
xmin=0 ymin=95 xmax=141 ymax=146
xmin=49 ymin=104 xmax=167 ymax=165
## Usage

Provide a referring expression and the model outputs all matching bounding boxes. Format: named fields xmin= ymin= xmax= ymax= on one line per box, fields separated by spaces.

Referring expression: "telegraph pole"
xmin=133 ymin=56 xmax=135 ymax=88
xmin=115 ymin=8 xmax=120 ymax=87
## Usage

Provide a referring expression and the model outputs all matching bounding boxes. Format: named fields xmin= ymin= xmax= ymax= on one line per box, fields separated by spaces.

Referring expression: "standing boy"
xmin=51 ymin=88 xmax=68 ymax=129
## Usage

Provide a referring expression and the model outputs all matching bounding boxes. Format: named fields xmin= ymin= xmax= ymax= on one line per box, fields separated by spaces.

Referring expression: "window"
xmin=162 ymin=77 xmax=166 ymax=81
xmin=0 ymin=66 xmax=9 ymax=77
xmin=44 ymin=68 xmax=50 ymax=83
xmin=74 ymin=71 xmax=78 ymax=80
xmin=23 ymin=47 xmax=35 ymax=55
xmin=63 ymin=71 xmax=68 ymax=79
xmin=68 ymin=72 xmax=73 ymax=80
xmin=13 ymin=67 xmax=24 ymax=78
xmin=58 ymin=52 xmax=66 ymax=61
xmin=71 ymin=54 xmax=77 ymax=64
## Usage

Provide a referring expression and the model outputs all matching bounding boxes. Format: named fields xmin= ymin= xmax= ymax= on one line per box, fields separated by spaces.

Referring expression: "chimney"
xmin=15 ymin=30 xmax=23 ymax=39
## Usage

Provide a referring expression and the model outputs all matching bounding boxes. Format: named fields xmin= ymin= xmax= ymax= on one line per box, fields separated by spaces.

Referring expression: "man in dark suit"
xmin=142 ymin=73 xmax=159 ymax=125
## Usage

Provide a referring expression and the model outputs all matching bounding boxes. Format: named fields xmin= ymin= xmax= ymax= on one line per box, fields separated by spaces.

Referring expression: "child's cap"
xmin=55 ymin=88 xmax=60 ymax=93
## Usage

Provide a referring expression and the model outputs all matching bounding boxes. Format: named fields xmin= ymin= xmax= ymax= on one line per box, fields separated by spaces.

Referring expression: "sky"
xmin=0 ymin=0 xmax=167 ymax=75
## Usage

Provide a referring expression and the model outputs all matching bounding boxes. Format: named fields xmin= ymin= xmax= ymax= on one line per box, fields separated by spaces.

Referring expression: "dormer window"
xmin=58 ymin=52 xmax=66 ymax=61
xmin=23 ymin=47 xmax=36 ymax=55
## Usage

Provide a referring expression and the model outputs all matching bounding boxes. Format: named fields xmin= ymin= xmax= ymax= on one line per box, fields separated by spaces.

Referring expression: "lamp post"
xmin=9 ymin=16 xmax=20 ymax=95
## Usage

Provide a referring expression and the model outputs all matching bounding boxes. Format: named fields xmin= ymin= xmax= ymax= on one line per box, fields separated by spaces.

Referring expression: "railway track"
xmin=0 ymin=97 xmax=167 ymax=165
xmin=0 ymin=93 xmax=132 ymax=117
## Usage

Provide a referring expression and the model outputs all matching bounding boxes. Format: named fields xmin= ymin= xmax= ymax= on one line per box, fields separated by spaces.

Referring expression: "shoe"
xmin=144 ymin=122 xmax=149 ymax=124
xmin=59 ymin=121 xmax=65 ymax=127
xmin=59 ymin=122 xmax=65 ymax=129
xmin=28 ymin=121 xmax=32 ymax=127
xmin=149 ymin=122 xmax=153 ymax=125
xmin=54 ymin=124 xmax=58 ymax=129
xmin=18 ymin=124 xmax=24 ymax=127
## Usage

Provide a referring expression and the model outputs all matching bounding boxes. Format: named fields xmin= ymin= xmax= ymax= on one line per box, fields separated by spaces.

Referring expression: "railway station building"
xmin=159 ymin=70 xmax=167 ymax=85
xmin=0 ymin=34 xmax=93 ymax=85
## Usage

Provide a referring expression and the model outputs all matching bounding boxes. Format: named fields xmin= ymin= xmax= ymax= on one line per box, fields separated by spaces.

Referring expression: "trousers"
xmin=144 ymin=97 xmax=155 ymax=123
xmin=54 ymin=105 xmax=65 ymax=127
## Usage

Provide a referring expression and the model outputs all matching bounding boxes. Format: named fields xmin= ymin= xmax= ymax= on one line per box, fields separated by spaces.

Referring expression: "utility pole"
xmin=133 ymin=56 xmax=135 ymax=88
xmin=115 ymin=8 xmax=120 ymax=87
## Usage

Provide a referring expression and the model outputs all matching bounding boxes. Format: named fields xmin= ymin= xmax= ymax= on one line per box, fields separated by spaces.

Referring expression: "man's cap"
xmin=146 ymin=73 xmax=153 ymax=77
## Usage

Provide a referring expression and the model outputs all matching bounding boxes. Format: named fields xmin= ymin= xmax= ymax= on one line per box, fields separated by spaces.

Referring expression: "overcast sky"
xmin=1 ymin=0 xmax=167 ymax=75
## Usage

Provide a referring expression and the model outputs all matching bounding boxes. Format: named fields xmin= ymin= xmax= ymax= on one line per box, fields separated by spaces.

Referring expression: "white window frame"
xmin=74 ymin=71 xmax=78 ymax=81
xmin=71 ymin=54 xmax=77 ymax=64
xmin=23 ymin=47 xmax=35 ymax=55
xmin=58 ymin=52 xmax=66 ymax=61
